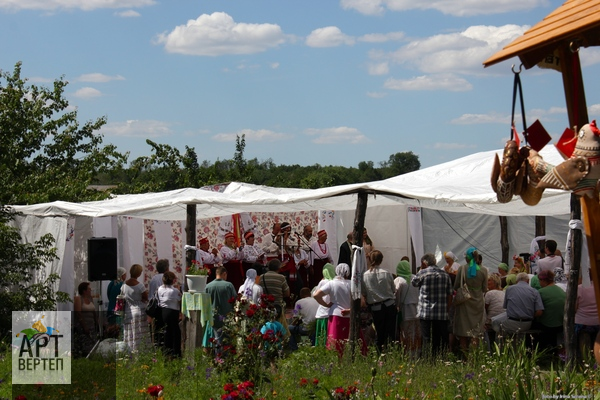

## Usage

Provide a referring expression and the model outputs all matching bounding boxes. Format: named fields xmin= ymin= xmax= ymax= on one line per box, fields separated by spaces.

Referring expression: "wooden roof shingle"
xmin=484 ymin=0 xmax=600 ymax=68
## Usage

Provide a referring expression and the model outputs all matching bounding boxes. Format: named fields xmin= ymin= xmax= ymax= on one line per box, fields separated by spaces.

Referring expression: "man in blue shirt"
xmin=499 ymin=272 xmax=544 ymax=334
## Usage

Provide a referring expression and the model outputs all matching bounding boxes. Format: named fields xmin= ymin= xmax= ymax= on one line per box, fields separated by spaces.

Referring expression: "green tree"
xmin=379 ymin=151 xmax=421 ymax=178
xmin=0 ymin=206 xmax=70 ymax=340
xmin=0 ymin=62 xmax=127 ymax=204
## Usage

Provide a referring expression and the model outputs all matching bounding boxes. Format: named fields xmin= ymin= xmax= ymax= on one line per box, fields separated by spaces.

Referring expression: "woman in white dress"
xmin=122 ymin=264 xmax=151 ymax=353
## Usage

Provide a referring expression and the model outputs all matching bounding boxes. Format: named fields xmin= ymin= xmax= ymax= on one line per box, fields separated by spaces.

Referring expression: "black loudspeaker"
xmin=88 ymin=237 xmax=118 ymax=281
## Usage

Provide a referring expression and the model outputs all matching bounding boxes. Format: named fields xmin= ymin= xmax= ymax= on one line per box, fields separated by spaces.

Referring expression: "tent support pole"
xmin=350 ymin=191 xmax=368 ymax=361
xmin=565 ymin=195 xmax=582 ymax=362
xmin=185 ymin=204 xmax=197 ymax=288
xmin=558 ymin=45 xmax=587 ymax=363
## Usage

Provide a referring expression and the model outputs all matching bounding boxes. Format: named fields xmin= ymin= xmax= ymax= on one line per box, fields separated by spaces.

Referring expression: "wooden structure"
xmin=484 ymin=0 xmax=600 ymax=362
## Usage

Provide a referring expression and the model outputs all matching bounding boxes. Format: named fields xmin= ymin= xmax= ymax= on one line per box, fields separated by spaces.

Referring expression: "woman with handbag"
xmin=453 ymin=247 xmax=488 ymax=354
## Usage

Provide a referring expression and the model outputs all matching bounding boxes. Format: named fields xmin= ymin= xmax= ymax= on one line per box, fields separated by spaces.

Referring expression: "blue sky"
xmin=2 ymin=0 xmax=600 ymax=169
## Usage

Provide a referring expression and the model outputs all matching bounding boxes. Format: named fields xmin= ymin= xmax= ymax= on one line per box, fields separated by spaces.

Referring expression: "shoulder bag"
xmin=146 ymin=289 xmax=161 ymax=318
xmin=453 ymin=266 xmax=472 ymax=306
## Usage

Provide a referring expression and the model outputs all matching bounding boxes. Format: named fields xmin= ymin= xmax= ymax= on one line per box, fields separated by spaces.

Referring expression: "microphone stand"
xmin=294 ymin=233 xmax=325 ymax=261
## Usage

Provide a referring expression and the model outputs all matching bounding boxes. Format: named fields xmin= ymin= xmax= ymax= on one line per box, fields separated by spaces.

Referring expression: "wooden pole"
xmin=185 ymin=204 xmax=197 ymax=287
xmin=183 ymin=204 xmax=202 ymax=355
xmin=565 ymin=195 xmax=582 ymax=362
xmin=350 ymin=191 xmax=368 ymax=360
xmin=558 ymin=45 xmax=587 ymax=363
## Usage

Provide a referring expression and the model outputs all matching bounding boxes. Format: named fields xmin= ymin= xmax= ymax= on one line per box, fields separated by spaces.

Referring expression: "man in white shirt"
xmin=536 ymin=240 xmax=563 ymax=275
xmin=197 ymin=237 xmax=221 ymax=282
xmin=261 ymin=222 xmax=281 ymax=261
xmin=289 ymin=287 xmax=320 ymax=349
xmin=299 ymin=225 xmax=316 ymax=287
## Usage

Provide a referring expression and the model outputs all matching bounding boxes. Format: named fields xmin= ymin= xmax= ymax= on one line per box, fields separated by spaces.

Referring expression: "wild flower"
xmin=212 ymin=293 xmax=285 ymax=383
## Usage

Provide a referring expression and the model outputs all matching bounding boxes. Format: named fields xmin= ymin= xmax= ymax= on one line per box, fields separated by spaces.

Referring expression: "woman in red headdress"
xmin=309 ymin=230 xmax=333 ymax=289
xmin=220 ymin=232 xmax=244 ymax=289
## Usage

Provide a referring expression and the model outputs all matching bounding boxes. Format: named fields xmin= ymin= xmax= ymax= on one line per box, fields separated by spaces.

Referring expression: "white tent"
xmin=10 ymin=146 xmax=572 ymax=309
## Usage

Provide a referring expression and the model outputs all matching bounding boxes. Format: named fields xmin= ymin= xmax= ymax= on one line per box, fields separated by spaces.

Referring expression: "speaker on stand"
xmin=86 ymin=237 xmax=118 ymax=358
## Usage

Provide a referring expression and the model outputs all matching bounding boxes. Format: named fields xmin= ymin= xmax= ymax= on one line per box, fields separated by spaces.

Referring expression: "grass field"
xmin=1 ymin=338 xmax=600 ymax=399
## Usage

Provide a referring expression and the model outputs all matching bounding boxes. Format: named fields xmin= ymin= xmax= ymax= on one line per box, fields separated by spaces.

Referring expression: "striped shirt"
xmin=259 ymin=271 xmax=289 ymax=304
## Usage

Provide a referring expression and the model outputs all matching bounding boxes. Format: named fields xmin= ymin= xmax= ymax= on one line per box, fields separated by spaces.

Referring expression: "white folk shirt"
xmin=310 ymin=240 xmax=332 ymax=265
xmin=198 ymin=249 xmax=221 ymax=265
xmin=300 ymin=236 xmax=317 ymax=253
xmin=294 ymin=248 xmax=310 ymax=269
xmin=261 ymin=234 xmax=280 ymax=258
xmin=220 ymin=245 xmax=241 ymax=263
xmin=242 ymin=244 xmax=264 ymax=263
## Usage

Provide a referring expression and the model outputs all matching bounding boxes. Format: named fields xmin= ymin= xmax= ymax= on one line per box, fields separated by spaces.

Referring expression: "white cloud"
xmin=451 ymin=113 xmax=508 ymax=125
xmin=155 ymin=12 xmax=286 ymax=56
xmin=367 ymin=92 xmax=387 ymax=98
xmin=0 ymin=0 xmax=155 ymax=11
xmin=432 ymin=142 xmax=477 ymax=149
xmin=306 ymin=26 xmax=355 ymax=48
xmin=451 ymin=106 xmax=568 ymax=125
xmin=101 ymin=120 xmax=173 ymax=137
xmin=341 ymin=0 xmax=548 ymax=17
xmin=589 ymin=104 xmax=600 ymax=115
xmin=270 ymin=62 xmax=280 ymax=69
xmin=73 ymin=87 xmax=102 ymax=98
xmin=305 ymin=126 xmax=369 ymax=144
xmin=340 ymin=0 xmax=385 ymax=15
xmin=384 ymin=74 xmax=472 ymax=91
xmin=358 ymin=32 xmax=404 ymax=43
xmin=580 ymin=48 xmax=600 ymax=67
xmin=384 ymin=25 xmax=527 ymax=76
xmin=76 ymin=73 xmax=125 ymax=82
xmin=115 ymin=9 xmax=140 ymax=17
xmin=212 ymin=129 xmax=291 ymax=142
xmin=368 ymin=62 xmax=389 ymax=75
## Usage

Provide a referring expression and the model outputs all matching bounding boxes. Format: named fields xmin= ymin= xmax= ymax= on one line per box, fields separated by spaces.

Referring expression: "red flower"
xmin=246 ymin=309 xmax=256 ymax=318
xmin=15 ymin=396 xmax=27 ymax=400
xmin=299 ymin=378 xmax=308 ymax=387
xmin=147 ymin=384 xmax=164 ymax=397
xmin=238 ymin=381 xmax=254 ymax=390
xmin=223 ymin=383 xmax=235 ymax=392
xmin=313 ymin=378 xmax=319 ymax=385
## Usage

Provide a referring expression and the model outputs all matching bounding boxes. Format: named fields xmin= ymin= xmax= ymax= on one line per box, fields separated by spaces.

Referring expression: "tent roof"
xmin=11 ymin=147 xmax=571 ymax=220
xmin=484 ymin=0 xmax=600 ymax=68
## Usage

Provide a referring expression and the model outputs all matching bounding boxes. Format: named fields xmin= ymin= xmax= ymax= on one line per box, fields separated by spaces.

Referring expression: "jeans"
xmin=288 ymin=324 xmax=315 ymax=350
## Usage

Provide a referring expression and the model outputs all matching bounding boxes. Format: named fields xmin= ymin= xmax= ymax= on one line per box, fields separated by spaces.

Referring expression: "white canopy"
xmin=12 ymin=146 xmax=570 ymax=219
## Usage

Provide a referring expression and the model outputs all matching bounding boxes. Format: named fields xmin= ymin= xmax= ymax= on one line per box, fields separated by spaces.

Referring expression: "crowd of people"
xmin=75 ymin=229 xmax=598 ymax=363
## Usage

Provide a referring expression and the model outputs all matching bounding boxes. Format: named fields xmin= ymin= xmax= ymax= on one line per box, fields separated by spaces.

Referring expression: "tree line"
xmin=1 ymin=62 xmax=420 ymax=205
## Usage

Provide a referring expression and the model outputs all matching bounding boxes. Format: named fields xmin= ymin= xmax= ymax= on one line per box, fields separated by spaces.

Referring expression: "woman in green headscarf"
xmin=394 ymin=259 xmax=421 ymax=356
xmin=313 ymin=263 xmax=336 ymax=346
xmin=453 ymin=247 xmax=488 ymax=354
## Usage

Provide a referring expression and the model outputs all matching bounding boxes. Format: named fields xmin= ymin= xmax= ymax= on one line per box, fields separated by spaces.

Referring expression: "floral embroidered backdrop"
xmin=142 ymin=211 xmax=318 ymax=286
